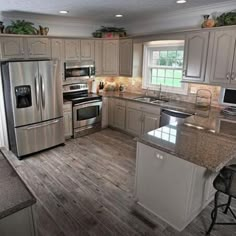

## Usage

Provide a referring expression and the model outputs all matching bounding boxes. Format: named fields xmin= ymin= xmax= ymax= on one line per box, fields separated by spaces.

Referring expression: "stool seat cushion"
xmin=213 ymin=165 xmax=236 ymax=198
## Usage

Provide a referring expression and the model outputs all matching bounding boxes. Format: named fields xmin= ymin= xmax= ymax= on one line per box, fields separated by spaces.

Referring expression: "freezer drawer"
xmin=14 ymin=118 xmax=64 ymax=157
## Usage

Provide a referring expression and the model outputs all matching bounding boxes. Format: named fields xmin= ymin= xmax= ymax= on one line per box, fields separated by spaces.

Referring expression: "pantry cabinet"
xmin=81 ymin=40 xmax=94 ymax=61
xmin=102 ymin=40 xmax=119 ymax=75
xmin=209 ymin=29 xmax=236 ymax=85
xmin=0 ymin=37 xmax=25 ymax=59
xmin=182 ymin=32 xmax=209 ymax=82
xmin=65 ymin=39 xmax=80 ymax=60
xmin=26 ymin=38 xmax=51 ymax=58
xmin=119 ymin=39 xmax=133 ymax=76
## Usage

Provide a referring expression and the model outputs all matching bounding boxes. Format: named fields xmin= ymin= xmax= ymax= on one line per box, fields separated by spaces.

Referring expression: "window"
xmin=143 ymin=40 xmax=188 ymax=95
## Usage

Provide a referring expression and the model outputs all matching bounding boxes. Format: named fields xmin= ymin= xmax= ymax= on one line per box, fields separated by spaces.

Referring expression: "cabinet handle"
xmin=226 ymin=73 xmax=231 ymax=80
xmin=182 ymin=70 xmax=186 ymax=77
xmin=231 ymin=72 xmax=236 ymax=80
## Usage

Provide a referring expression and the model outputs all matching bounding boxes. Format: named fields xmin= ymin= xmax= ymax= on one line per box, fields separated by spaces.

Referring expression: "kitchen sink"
xmin=134 ymin=96 xmax=168 ymax=104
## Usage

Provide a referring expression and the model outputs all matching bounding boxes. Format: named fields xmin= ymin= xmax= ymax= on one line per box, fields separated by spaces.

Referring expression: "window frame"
xmin=142 ymin=42 xmax=188 ymax=95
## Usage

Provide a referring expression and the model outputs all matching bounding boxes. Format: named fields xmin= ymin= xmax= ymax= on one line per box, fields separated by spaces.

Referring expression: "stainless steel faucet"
xmin=145 ymin=87 xmax=149 ymax=96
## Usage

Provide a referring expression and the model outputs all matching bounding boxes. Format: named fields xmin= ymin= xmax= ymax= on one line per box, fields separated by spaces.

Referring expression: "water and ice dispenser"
xmin=15 ymin=85 xmax=32 ymax=108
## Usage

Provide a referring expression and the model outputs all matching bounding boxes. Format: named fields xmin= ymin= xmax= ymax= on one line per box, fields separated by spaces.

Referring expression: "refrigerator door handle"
xmin=40 ymin=74 xmax=45 ymax=109
xmin=35 ymin=75 xmax=40 ymax=110
xmin=25 ymin=119 xmax=60 ymax=130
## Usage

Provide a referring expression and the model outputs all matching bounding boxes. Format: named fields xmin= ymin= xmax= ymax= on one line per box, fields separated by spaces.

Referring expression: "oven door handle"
xmin=73 ymin=100 xmax=102 ymax=107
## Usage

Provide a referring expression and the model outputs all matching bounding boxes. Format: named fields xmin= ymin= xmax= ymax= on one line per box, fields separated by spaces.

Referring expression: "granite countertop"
xmin=0 ymin=148 xmax=36 ymax=220
xmin=102 ymin=91 xmax=236 ymax=172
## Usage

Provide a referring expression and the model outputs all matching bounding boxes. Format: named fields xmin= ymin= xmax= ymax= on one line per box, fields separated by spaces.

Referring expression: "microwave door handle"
xmin=40 ymin=74 xmax=45 ymax=109
xmin=35 ymin=75 xmax=40 ymax=110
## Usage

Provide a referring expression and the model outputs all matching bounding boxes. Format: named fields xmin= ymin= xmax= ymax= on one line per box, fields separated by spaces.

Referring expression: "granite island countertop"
xmin=0 ymin=148 xmax=36 ymax=220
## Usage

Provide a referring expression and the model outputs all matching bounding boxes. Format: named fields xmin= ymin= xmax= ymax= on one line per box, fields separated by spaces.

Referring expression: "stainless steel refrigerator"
xmin=2 ymin=60 xmax=65 ymax=158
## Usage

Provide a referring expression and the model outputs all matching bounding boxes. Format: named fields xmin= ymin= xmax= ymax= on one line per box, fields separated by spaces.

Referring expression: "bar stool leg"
xmin=206 ymin=191 xmax=219 ymax=235
xmin=223 ymin=196 xmax=232 ymax=215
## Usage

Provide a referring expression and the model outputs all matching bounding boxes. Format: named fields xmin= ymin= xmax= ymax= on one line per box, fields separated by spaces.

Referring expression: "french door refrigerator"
xmin=2 ymin=60 xmax=65 ymax=158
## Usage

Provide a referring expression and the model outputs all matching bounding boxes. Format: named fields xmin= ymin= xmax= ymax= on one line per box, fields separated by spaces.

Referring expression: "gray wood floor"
xmin=7 ymin=128 xmax=236 ymax=236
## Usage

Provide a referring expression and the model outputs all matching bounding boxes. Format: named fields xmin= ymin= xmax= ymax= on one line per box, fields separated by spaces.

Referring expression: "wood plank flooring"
xmin=6 ymin=128 xmax=236 ymax=236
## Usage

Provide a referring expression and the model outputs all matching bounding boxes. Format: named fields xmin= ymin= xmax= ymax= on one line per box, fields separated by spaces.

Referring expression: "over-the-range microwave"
xmin=219 ymin=87 xmax=236 ymax=107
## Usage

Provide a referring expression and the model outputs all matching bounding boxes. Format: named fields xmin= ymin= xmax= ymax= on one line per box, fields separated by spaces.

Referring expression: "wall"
xmin=95 ymin=76 xmax=221 ymax=107
xmin=125 ymin=1 xmax=236 ymax=35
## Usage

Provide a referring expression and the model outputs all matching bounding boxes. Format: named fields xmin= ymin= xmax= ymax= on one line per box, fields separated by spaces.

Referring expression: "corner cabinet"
xmin=209 ymin=29 xmax=236 ymax=85
xmin=65 ymin=39 xmax=80 ymax=61
xmin=81 ymin=40 xmax=94 ymax=61
xmin=26 ymin=38 xmax=51 ymax=58
xmin=182 ymin=32 xmax=209 ymax=82
xmin=102 ymin=40 xmax=119 ymax=76
xmin=0 ymin=37 xmax=25 ymax=59
xmin=119 ymin=39 xmax=133 ymax=76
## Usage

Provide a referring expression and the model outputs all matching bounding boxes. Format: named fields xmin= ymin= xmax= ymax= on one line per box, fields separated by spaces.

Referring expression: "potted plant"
xmin=5 ymin=20 xmax=37 ymax=35
xmin=92 ymin=26 xmax=126 ymax=38
xmin=216 ymin=11 xmax=236 ymax=26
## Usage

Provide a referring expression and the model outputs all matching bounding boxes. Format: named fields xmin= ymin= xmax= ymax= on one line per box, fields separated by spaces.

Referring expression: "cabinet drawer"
xmin=114 ymin=98 xmax=126 ymax=107
xmin=127 ymin=101 xmax=160 ymax=115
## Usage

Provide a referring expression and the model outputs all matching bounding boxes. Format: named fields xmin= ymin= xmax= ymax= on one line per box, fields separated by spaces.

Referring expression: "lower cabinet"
xmin=126 ymin=108 xmax=142 ymax=136
xmin=135 ymin=142 xmax=216 ymax=231
xmin=102 ymin=97 xmax=109 ymax=128
xmin=114 ymin=105 xmax=126 ymax=130
xmin=63 ymin=103 xmax=72 ymax=139
xmin=142 ymin=112 xmax=160 ymax=134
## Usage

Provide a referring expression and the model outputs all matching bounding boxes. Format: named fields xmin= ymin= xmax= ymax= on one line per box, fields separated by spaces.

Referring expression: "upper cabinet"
xmin=95 ymin=40 xmax=103 ymax=76
xmin=26 ymin=38 xmax=51 ymax=58
xmin=182 ymin=32 xmax=209 ymax=82
xmin=0 ymin=37 xmax=25 ymax=59
xmin=51 ymin=39 xmax=65 ymax=60
xmin=81 ymin=40 xmax=94 ymax=61
xmin=102 ymin=40 xmax=119 ymax=76
xmin=65 ymin=39 xmax=80 ymax=61
xmin=119 ymin=39 xmax=133 ymax=77
xmin=209 ymin=29 xmax=236 ymax=85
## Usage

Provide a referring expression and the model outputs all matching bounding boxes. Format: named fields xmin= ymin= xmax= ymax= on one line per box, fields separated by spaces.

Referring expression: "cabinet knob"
xmin=226 ymin=73 xmax=231 ymax=80
xmin=231 ymin=72 xmax=236 ymax=80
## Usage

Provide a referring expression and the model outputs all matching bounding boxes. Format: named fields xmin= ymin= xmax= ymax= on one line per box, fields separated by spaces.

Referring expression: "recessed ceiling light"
xmin=115 ymin=14 xmax=123 ymax=18
xmin=59 ymin=10 xmax=69 ymax=14
xmin=176 ymin=0 xmax=187 ymax=3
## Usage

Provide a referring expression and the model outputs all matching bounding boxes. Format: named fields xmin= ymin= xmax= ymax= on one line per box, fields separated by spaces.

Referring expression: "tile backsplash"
xmin=95 ymin=76 xmax=221 ymax=107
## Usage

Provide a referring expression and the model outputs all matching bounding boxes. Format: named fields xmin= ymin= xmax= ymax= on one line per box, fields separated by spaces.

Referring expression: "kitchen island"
xmin=0 ymin=148 xmax=36 ymax=236
xmin=135 ymin=110 xmax=236 ymax=231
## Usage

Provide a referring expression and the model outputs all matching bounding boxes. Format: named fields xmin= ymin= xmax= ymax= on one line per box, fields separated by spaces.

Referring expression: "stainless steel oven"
xmin=64 ymin=60 xmax=95 ymax=84
xmin=73 ymin=100 xmax=102 ymax=137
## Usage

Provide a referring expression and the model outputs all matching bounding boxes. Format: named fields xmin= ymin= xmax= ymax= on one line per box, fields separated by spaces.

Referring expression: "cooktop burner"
xmin=64 ymin=92 xmax=102 ymax=104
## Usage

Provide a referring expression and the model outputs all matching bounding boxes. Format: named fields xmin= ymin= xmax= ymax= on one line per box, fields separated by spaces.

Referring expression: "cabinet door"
xmin=65 ymin=40 xmax=80 ymax=60
xmin=102 ymin=40 xmax=119 ymax=75
xmin=51 ymin=39 xmax=65 ymax=60
xmin=126 ymin=108 xmax=142 ymax=136
xmin=142 ymin=112 xmax=160 ymax=134
xmin=108 ymin=98 xmax=114 ymax=126
xmin=81 ymin=40 xmax=94 ymax=61
xmin=0 ymin=37 xmax=25 ymax=59
xmin=119 ymin=39 xmax=133 ymax=76
xmin=114 ymin=105 xmax=126 ymax=130
xmin=95 ymin=40 xmax=103 ymax=76
xmin=63 ymin=112 xmax=72 ymax=138
xmin=230 ymin=38 xmax=236 ymax=85
xmin=102 ymin=97 xmax=108 ymax=128
xmin=27 ymin=38 xmax=51 ymax=58
xmin=210 ymin=30 xmax=236 ymax=84
xmin=183 ymin=32 xmax=209 ymax=82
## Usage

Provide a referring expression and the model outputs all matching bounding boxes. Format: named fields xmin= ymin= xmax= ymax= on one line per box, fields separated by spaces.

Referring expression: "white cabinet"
xmin=102 ymin=97 xmax=109 ymax=128
xmin=102 ymin=40 xmax=119 ymax=75
xmin=0 ymin=37 xmax=25 ymax=59
xmin=142 ymin=112 xmax=160 ymax=134
xmin=119 ymin=39 xmax=133 ymax=76
xmin=65 ymin=39 xmax=80 ymax=60
xmin=63 ymin=103 xmax=72 ymax=139
xmin=136 ymin=142 xmax=216 ymax=231
xmin=209 ymin=29 xmax=236 ymax=85
xmin=26 ymin=38 xmax=51 ymax=58
xmin=113 ymin=99 xmax=126 ymax=130
xmin=108 ymin=98 xmax=114 ymax=126
xmin=81 ymin=40 xmax=94 ymax=61
xmin=95 ymin=40 xmax=103 ymax=76
xmin=51 ymin=39 xmax=64 ymax=59
xmin=183 ymin=32 xmax=209 ymax=82
xmin=126 ymin=108 xmax=142 ymax=136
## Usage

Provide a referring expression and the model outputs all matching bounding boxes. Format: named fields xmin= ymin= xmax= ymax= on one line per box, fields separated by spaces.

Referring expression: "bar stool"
xmin=206 ymin=164 xmax=236 ymax=235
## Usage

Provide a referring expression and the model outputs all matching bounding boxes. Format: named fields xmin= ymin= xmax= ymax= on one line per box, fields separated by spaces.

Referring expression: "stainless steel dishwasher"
xmin=160 ymin=109 xmax=193 ymax=127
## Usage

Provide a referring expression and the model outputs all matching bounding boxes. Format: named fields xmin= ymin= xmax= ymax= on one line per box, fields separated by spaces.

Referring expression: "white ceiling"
xmin=0 ymin=0 xmax=233 ymax=24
